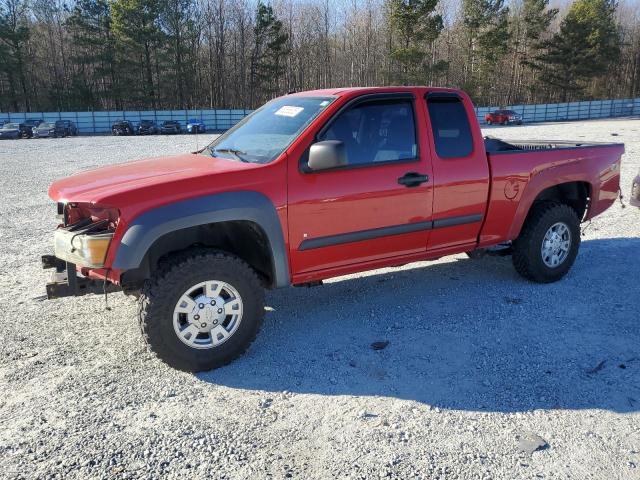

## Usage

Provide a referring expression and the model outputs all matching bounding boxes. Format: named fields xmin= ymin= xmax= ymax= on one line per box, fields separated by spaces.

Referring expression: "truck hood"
xmin=48 ymin=153 xmax=254 ymax=205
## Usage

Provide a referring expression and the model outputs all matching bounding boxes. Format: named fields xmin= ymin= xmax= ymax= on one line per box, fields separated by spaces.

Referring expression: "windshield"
xmin=42 ymin=122 xmax=55 ymax=128
xmin=206 ymin=96 xmax=335 ymax=164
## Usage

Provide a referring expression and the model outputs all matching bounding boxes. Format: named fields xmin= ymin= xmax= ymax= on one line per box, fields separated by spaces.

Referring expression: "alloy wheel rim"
xmin=172 ymin=280 xmax=243 ymax=349
xmin=541 ymin=222 xmax=571 ymax=268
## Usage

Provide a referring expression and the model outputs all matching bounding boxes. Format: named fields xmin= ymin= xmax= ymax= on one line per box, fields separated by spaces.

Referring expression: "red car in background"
xmin=485 ymin=109 xmax=523 ymax=125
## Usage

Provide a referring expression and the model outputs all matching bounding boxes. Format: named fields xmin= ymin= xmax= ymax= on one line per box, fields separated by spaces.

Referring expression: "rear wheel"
xmin=139 ymin=251 xmax=265 ymax=372
xmin=512 ymin=202 xmax=580 ymax=283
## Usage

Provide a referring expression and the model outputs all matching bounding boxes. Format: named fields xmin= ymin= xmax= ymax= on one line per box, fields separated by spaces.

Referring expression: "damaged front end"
xmin=43 ymin=202 xmax=121 ymax=299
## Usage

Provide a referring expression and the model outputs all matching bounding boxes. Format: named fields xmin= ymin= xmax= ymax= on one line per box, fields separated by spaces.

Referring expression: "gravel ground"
xmin=0 ymin=119 xmax=639 ymax=480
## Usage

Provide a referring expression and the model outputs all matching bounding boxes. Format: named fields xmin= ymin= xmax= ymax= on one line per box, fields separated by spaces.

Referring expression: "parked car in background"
xmin=0 ymin=122 xmax=21 ymax=139
xmin=34 ymin=120 xmax=78 ymax=138
xmin=631 ymin=169 xmax=640 ymax=207
xmin=33 ymin=122 xmax=58 ymax=138
xmin=160 ymin=120 xmax=182 ymax=134
xmin=138 ymin=120 xmax=158 ymax=135
xmin=485 ymin=109 xmax=523 ymax=125
xmin=112 ymin=120 xmax=136 ymax=136
xmin=19 ymin=119 xmax=45 ymax=138
xmin=186 ymin=118 xmax=206 ymax=133
xmin=55 ymin=120 xmax=78 ymax=136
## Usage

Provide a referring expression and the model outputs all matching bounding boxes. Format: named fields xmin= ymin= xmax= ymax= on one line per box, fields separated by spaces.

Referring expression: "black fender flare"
xmin=112 ymin=191 xmax=290 ymax=287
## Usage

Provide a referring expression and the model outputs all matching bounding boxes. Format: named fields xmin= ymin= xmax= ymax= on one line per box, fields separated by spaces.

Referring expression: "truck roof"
xmin=287 ymin=86 xmax=462 ymax=98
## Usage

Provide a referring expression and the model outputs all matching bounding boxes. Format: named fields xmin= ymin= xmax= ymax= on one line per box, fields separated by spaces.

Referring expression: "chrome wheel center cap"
xmin=192 ymin=295 xmax=226 ymax=332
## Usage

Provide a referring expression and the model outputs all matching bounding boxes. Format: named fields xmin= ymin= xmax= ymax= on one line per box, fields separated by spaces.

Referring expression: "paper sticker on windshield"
xmin=275 ymin=106 xmax=304 ymax=117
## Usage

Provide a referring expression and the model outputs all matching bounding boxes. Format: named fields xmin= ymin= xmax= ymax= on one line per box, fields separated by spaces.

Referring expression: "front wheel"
xmin=139 ymin=251 xmax=265 ymax=372
xmin=512 ymin=202 xmax=580 ymax=283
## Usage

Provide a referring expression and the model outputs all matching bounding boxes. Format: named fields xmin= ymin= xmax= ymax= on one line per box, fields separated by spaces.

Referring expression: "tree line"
xmin=0 ymin=0 xmax=638 ymax=112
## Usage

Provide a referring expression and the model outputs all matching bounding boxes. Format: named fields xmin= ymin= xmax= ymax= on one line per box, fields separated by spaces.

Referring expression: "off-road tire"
xmin=138 ymin=251 xmax=265 ymax=372
xmin=512 ymin=202 xmax=580 ymax=283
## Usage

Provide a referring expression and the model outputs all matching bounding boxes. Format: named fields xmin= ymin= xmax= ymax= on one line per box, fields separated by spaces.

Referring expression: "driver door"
xmin=287 ymin=93 xmax=434 ymax=279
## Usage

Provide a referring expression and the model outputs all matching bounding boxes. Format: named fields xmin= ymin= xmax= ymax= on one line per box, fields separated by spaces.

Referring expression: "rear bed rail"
xmin=485 ymin=137 xmax=624 ymax=154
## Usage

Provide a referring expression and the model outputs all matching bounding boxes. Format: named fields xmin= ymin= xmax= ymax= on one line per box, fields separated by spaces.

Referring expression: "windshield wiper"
xmin=210 ymin=147 xmax=250 ymax=162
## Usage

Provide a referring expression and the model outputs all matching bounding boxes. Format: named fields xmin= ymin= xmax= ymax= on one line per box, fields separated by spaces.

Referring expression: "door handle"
xmin=398 ymin=172 xmax=429 ymax=187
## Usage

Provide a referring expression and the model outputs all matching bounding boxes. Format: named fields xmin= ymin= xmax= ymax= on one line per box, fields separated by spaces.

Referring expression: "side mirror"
xmin=307 ymin=140 xmax=347 ymax=171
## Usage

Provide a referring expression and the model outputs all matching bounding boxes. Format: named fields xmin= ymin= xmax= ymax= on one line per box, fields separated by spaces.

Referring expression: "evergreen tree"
xmin=505 ymin=0 xmax=557 ymax=103
xmin=250 ymin=1 xmax=288 ymax=106
xmin=160 ymin=0 xmax=201 ymax=109
xmin=111 ymin=0 xmax=164 ymax=108
xmin=0 ymin=0 xmax=31 ymax=111
xmin=387 ymin=0 xmax=444 ymax=85
xmin=523 ymin=0 xmax=557 ymax=43
xmin=533 ymin=0 xmax=620 ymax=101
xmin=66 ymin=0 xmax=118 ymax=109
xmin=461 ymin=0 xmax=511 ymax=101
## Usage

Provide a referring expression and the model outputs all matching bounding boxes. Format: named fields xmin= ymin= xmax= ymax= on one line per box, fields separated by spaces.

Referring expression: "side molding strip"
xmin=432 ymin=213 xmax=483 ymax=229
xmin=298 ymin=213 xmax=483 ymax=251
xmin=299 ymin=221 xmax=433 ymax=251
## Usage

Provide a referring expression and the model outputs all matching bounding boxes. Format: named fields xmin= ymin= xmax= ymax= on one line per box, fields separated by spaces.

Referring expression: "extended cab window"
xmin=319 ymin=99 xmax=417 ymax=166
xmin=427 ymin=96 xmax=473 ymax=158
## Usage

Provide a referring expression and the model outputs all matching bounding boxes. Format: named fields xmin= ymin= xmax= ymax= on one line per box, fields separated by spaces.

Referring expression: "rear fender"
xmin=507 ymin=163 xmax=594 ymax=240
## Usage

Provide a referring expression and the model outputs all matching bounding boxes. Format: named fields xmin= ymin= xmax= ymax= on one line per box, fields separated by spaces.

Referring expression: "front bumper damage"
xmin=42 ymin=255 xmax=120 ymax=299
xmin=43 ymin=202 xmax=121 ymax=299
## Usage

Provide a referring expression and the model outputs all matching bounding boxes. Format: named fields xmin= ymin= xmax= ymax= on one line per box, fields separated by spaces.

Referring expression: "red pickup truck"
xmin=485 ymin=109 xmax=523 ymax=125
xmin=44 ymin=87 xmax=624 ymax=372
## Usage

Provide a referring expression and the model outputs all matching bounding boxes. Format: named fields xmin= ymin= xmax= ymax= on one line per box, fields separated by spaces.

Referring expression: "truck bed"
xmin=479 ymin=137 xmax=624 ymax=248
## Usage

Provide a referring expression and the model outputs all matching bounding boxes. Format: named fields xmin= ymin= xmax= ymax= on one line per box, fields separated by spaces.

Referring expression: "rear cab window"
xmin=426 ymin=95 xmax=473 ymax=158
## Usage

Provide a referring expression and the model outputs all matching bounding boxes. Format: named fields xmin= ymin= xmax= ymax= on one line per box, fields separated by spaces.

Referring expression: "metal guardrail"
xmin=475 ymin=98 xmax=640 ymax=125
xmin=1 ymin=97 xmax=639 ymax=134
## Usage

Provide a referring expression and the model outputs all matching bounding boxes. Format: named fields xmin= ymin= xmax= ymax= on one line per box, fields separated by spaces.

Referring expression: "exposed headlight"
xmin=53 ymin=203 xmax=118 ymax=267
xmin=54 ymin=228 xmax=113 ymax=267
